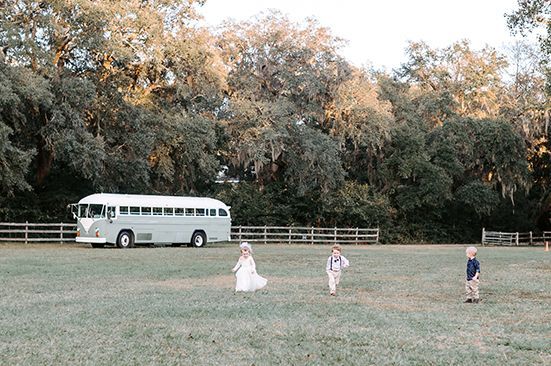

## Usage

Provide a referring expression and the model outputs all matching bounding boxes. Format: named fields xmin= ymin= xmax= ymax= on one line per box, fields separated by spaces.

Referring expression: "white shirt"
xmin=326 ymin=255 xmax=349 ymax=272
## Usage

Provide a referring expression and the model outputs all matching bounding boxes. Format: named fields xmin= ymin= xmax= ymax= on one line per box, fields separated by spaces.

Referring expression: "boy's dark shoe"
xmin=464 ymin=299 xmax=472 ymax=303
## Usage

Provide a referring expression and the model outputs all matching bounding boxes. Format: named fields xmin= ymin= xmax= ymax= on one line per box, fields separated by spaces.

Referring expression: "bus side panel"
xmin=109 ymin=213 xmax=231 ymax=244
xmin=205 ymin=217 xmax=232 ymax=242
xmin=104 ymin=220 xmax=126 ymax=244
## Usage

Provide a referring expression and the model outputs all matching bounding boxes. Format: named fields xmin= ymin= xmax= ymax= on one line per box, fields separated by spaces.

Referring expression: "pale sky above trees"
xmin=200 ymin=0 xmax=526 ymax=70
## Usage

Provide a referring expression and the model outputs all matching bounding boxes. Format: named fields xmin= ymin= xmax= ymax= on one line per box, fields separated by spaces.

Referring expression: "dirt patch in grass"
xmin=154 ymin=275 xmax=321 ymax=291
xmin=533 ymin=264 xmax=551 ymax=272
xmin=353 ymin=292 xmax=421 ymax=312
xmin=266 ymin=276 xmax=321 ymax=286
xmin=514 ymin=290 xmax=551 ymax=300
xmin=155 ymin=275 xmax=235 ymax=290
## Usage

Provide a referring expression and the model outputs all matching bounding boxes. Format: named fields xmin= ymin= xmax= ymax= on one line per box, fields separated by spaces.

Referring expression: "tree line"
xmin=0 ymin=0 xmax=549 ymax=243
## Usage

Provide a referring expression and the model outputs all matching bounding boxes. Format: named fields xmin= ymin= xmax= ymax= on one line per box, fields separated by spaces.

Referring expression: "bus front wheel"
xmin=191 ymin=231 xmax=206 ymax=248
xmin=117 ymin=230 xmax=134 ymax=249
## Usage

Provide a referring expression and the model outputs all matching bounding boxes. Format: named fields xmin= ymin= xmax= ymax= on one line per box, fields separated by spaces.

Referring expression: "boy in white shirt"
xmin=326 ymin=244 xmax=350 ymax=296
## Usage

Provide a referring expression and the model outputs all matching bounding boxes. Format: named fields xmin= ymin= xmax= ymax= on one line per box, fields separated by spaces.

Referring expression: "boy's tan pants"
xmin=327 ymin=270 xmax=341 ymax=293
xmin=465 ymin=279 xmax=480 ymax=300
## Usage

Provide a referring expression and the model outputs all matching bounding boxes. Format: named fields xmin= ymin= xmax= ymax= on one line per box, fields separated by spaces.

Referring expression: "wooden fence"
xmin=481 ymin=228 xmax=551 ymax=246
xmin=0 ymin=222 xmax=379 ymax=245
xmin=231 ymin=226 xmax=379 ymax=245
xmin=0 ymin=222 xmax=77 ymax=243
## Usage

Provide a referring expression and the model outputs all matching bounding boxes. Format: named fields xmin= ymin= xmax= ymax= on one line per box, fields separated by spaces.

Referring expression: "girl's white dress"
xmin=232 ymin=256 xmax=267 ymax=292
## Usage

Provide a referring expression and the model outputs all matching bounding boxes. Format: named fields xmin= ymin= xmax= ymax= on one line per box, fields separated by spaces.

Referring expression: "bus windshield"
xmin=73 ymin=204 xmax=105 ymax=219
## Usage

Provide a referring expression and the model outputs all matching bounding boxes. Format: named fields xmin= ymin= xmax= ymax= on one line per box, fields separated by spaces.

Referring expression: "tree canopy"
xmin=0 ymin=1 xmax=549 ymax=241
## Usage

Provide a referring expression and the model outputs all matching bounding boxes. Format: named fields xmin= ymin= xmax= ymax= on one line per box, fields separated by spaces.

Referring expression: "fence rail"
xmin=231 ymin=226 xmax=379 ymax=245
xmin=0 ymin=222 xmax=77 ymax=243
xmin=0 ymin=222 xmax=379 ymax=245
xmin=482 ymin=228 xmax=551 ymax=246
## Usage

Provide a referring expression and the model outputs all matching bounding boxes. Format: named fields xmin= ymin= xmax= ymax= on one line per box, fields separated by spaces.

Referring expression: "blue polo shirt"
xmin=466 ymin=258 xmax=480 ymax=280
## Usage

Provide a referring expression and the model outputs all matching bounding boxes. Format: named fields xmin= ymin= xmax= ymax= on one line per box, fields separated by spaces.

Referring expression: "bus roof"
xmin=78 ymin=193 xmax=230 ymax=209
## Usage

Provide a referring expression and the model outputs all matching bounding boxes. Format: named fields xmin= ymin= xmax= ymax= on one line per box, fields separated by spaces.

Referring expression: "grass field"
xmin=0 ymin=243 xmax=549 ymax=365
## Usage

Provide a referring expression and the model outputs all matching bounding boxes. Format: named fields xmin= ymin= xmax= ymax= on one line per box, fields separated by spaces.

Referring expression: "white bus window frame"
xmin=107 ymin=206 xmax=117 ymax=219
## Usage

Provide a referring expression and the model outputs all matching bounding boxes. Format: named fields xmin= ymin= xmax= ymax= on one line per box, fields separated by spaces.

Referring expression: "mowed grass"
xmin=0 ymin=244 xmax=549 ymax=365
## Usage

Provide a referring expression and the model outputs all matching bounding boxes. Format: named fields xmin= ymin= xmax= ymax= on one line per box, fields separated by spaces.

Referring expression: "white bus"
xmin=70 ymin=193 xmax=231 ymax=248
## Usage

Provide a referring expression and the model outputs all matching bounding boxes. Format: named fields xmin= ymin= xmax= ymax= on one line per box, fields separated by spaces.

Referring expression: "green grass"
xmin=0 ymin=244 xmax=549 ymax=365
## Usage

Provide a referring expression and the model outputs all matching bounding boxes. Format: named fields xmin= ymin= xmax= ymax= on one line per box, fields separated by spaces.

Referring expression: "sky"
xmin=198 ymin=0 xmax=524 ymax=70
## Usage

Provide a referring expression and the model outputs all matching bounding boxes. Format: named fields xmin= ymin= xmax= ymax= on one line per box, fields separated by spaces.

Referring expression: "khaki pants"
xmin=465 ymin=279 xmax=480 ymax=300
xmin=327 ymin=270 xmax=342 ymax=293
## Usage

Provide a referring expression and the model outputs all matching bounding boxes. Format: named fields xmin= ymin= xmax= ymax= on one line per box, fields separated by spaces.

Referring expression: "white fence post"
xmin=481 ymin=227 xmax=485 ymax=245
xmin=288 ymin=228 xmax=291 ymax=245
xmin=516 ymin=232 xmax=519 ymax=246
xmin=25 ymin=221 xmax=28 ymax=244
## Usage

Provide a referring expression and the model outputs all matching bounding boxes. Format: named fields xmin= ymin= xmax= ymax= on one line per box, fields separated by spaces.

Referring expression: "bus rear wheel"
xmin=117 ymin=230 xmax=134 ymax=249
xmin=191 ymin=231 xmax=206 ymax=248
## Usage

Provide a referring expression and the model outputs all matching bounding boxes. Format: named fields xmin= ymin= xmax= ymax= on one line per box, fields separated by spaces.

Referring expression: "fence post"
xmin=264 ymin=225 xmax=267 ymax=245
xmin=334 ymin=227 xmax=337 ymax=244
xmin=238 ymin=226 xmax=242 ymax=242
xmin=355 ymin=227 xmax=359 ymax=245
xmin=60 ymin=222 xmax=63 ymax=243
xmin=529 ymin=231 xmax=532 ymax=246
xmin=288 ymin=228 xmax=291 ymax=245
xmin=376 ymin=228 xmax=380 ymax=244
xmin=481 ymin=228 xmax=485 ymax=245
xmin=25 ymin=221 xmax=28 ymax=244
xmin=311 ymin=227 xmax=314 ymax=245
xmin=516 ymin=232 xmax=519 ymax=246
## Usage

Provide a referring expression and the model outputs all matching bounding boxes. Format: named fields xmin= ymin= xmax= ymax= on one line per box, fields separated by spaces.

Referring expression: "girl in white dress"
xmin=231 ymin=242 xmax=267 ymax=292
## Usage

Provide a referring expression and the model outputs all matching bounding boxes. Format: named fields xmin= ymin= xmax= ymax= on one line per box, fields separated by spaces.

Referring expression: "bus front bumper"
xmin=76 ymin=237 xmax=107 ymax=244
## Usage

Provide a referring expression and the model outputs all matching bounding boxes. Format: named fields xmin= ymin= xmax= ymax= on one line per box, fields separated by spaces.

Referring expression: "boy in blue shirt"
xmin=465 ymin=246 xmax=481 ymax=303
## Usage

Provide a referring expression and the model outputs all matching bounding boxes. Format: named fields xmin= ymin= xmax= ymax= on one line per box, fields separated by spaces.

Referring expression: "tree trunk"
xmin=36 ymin=136 xmax=53 ymax=186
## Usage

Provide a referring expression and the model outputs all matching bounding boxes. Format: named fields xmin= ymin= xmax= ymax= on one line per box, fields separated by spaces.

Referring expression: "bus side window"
xmin=209 ymin=209 xmax=216 ymax=216
xmin=164 ymin=208 xmax=174 ymax=216
xmin=196 ymin=208 xmax=205 ymax=216
xmin=153 ymin=207 xmax=163 ymax=216
xmin=141 ymin=207 xmax=152 ymax=215
xmin=107 ymin=206 xmax=116 ymax=219
xmin=130 ymin=206 xmax=140 ymax=215
xmin=175 ymin=208 xmax=185 ymax=216
xmin=185 ymin=208 xmax=194 ymax=216
xmin=120 ymin=206 xmax=129 ymax=215
xmin=219 ymin=209 xmax=228 ymax=217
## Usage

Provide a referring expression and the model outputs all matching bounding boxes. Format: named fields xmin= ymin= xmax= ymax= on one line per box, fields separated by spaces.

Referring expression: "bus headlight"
xmin=95 ymin=228 xmax=100 ymax=237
